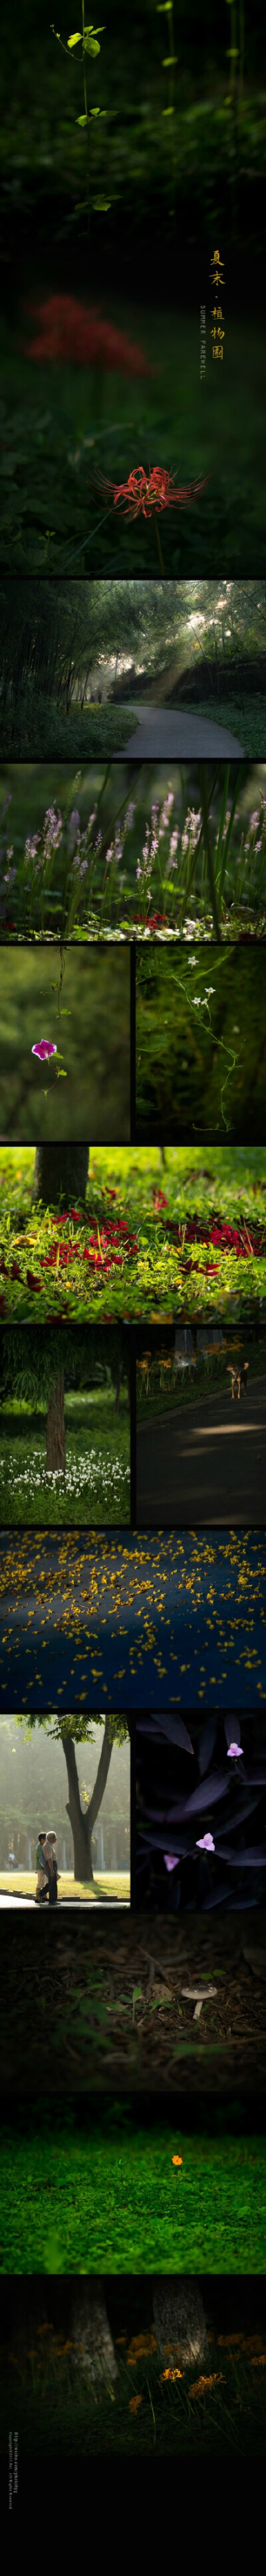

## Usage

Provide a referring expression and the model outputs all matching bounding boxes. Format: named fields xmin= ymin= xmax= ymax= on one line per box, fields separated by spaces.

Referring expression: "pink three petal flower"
xmin=32 ymin=1040 xmax=57 ymax=1059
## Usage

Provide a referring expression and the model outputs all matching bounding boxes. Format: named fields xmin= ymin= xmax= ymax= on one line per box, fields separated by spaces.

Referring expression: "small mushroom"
xmin=182 ymin=1984 xmax=217 ymax=2022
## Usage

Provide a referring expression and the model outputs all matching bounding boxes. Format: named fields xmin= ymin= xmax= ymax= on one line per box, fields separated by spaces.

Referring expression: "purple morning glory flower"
xmin=32 ymin=1040 xmax=57 ymax=1060
xmin=227 ymin=1743 xmax=243 ymax=1759
xmin=196 ymin=1833 xmax=215 ymax=1852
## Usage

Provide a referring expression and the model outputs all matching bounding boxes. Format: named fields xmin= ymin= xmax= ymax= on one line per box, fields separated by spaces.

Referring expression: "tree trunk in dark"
xmin=61 ymin=1720 xmax=114 ymax=1884
xmin=153 ymin=2278 xmax=209 ymax=2368
xmin=70 ymin=2282 xmax=118 ymax=2383
xmin=7 ymin=2277 xmax=209 ymax=2388
xmin=70 ymin=2278 xmax=208 ymax=2382
xmin=34 ymin=1145 xmax=89 ymax=1207
xmin=46 ymin=1374 xmax=66 ymax=1473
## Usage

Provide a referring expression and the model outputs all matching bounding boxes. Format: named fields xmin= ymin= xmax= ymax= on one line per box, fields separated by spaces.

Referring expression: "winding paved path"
xmin=136 ymin=1374 xmax=266 ymax=1527
xmin=115 ymin=706 xmax=243 ymax=758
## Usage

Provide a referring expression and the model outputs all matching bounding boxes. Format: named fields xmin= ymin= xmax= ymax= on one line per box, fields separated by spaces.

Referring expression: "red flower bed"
xmin=153 ymin=1209 xmax=266 ymax=1259
xmin=0 ymin=1208 xmax=138 ymax=1306
xmin=0 ymin=1202 xmax=265 ymax=1317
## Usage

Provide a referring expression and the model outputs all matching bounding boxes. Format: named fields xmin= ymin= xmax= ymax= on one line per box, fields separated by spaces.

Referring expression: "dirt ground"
xmin=1 ymin=1911 xmax=266 ymax=2095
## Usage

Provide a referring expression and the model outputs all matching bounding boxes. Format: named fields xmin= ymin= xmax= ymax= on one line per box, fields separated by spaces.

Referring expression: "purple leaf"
xmin=169 ymin=1769 xmax=231 ymax=1820
xmin=215 ymin=1844 xmax=266 ymax=1866
xmin=214 ymin=1796 xmax=261 ymax=1838
xmin=137 ymin=1714 xmax=194 ymax=1753
xmin=198 ymin=1720 xmax=218 ymax=1775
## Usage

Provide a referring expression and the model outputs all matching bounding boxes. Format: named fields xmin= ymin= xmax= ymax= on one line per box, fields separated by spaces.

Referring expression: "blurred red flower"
xmin=22 ymin=295 xmax=156 ymax=378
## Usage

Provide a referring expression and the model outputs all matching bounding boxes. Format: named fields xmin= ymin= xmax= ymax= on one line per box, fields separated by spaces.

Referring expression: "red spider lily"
xmin=92 ymin=462 xmax=209 ymax=519
xmin=22 ymin=295 xmax=156 ymax=378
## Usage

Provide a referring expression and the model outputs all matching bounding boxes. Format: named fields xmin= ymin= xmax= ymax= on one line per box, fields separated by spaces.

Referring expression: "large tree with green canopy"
xmin=15 ymin=1707 xmax=130 ymax=1884
xmin=1 ymin=1321 xmax=128 ymax=1475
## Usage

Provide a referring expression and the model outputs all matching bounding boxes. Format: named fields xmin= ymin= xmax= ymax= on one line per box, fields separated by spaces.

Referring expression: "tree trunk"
xmin=7 ymin=2277 xmax=209 ymax=2389
xmin=70 ymin=2283 xmax=118 ymax=2383
xmin=46 ymin=1374 xmax=66 ymax=1473
xmin=70 ymin=2278 xmax=208 ymax=2383
xmin=153 ymin=2278 xmax=209 ymax=2369
xmin=61 ymin=1720 xmax=114 ymax=1884
xmin=34 ymin=1145 xmax=89 ymax=1207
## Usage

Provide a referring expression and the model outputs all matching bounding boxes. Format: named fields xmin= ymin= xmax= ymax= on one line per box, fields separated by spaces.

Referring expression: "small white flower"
xmin=192 ymin=995 xmax=201 ymax=1006
xmin=188 ymin=955 xmax=197 ymax=966
xmin=205 ymin=986 xmax=215 ymax=996
xmin=233 ymin=1024 xmax=239 ymax=1032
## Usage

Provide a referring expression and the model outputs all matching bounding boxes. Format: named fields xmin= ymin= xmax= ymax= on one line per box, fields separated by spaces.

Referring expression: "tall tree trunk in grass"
xmin=46 ymin=1375 xmax=66 ymax=1474
xmin=153 ymin=2279 xmax=209 ymax=2368
xmin=34 ymin=1145 xmax=89 ymax=1207
xmin=70 ymin=2282 xmax=118 ymax=2383
xmin=61 ymin=1720 xmax=114 ymax=1884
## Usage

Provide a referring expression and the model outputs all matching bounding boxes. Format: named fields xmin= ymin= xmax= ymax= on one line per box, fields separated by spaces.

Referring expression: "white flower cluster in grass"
xmin=1 ymin=1451 xmax=130 ymax=1496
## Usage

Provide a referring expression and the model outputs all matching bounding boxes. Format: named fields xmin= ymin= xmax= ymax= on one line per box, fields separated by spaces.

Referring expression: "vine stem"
xmin=82 ymin=0 xmax=90 ymax=242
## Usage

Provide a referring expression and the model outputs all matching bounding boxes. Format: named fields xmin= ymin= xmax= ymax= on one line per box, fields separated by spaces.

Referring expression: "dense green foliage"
xmin=1 ymin=327 xmax=265 ymax=575
xmin=1 ymin=753 xmax=265 ymax=943
xmin=1 ymin=6 xmax=264 ymax=572
xmin=136 ymin=944 xmax=266 ymax=1141
xmin=1 ymin=1142 xmax=266 ymax=1320
xmin=0 ymin=1 xmax=263 ymax=246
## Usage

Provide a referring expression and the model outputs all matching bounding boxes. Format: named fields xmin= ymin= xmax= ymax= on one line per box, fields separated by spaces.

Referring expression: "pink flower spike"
xmin=164 ymin=1854 xmax=180 ymax=1872
xmin=227 ymin=1743 xmax=243 ymax=1759
xmin=32 ymin=1040 xmax=57 ymax=1060
xmin=196 ymin=1834 xmax=215 ymax=1852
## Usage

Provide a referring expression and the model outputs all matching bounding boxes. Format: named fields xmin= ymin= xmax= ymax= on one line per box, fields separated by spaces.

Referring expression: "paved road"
xmin=0 ymin=1526 xmax=265 ymax=1708
xmin=136 ymin=1374 xmax=266 ymax=1526
xmin=0 ymin=1894 xmax=126 ymax=1907
xmin=114 ymin=705 xmax=243 ymax=758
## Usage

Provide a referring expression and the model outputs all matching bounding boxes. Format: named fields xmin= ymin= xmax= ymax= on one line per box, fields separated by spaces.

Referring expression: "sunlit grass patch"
xmin=0 ymin=2121 xmax=265 ymax=2274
